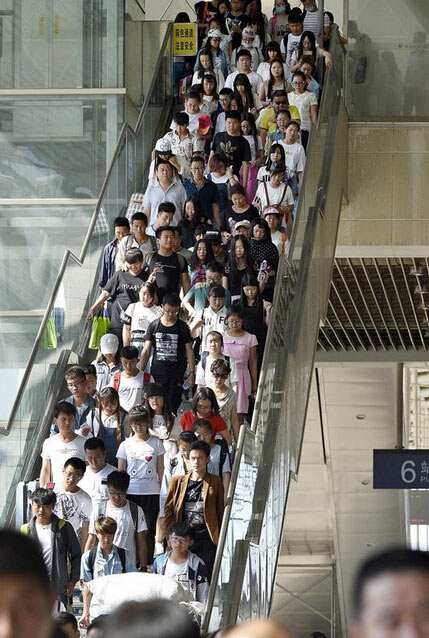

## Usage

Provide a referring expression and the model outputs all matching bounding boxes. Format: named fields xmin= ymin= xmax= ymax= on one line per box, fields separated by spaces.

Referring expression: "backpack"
xmin=21 ymin=519 xmax=67 ymax=535
xmin=112 ymin=371 xmax=152 ymax=391
xmin=98 ymin=499 xmax=140 ymax=554
xmin=87 ymin=545 xmax=126 ymax=578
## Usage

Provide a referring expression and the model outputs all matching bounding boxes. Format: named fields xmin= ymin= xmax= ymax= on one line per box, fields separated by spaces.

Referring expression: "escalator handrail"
xmin=2 ymin=22 xmax=173 ymax=436
xmin=203 ymin=25 xmax=345 ymax=629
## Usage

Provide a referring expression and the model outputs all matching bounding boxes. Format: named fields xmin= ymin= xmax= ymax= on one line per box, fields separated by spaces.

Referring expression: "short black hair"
xmin=170 ymin=521 xmax=195 ymax=540
xmin=288 ymin=7 xmax=303 ymax=22
xmin=0 ymin=530 xmax=50 ymax=590
xmin=131 ymin=212 xmax=148 ymax=224
xmin=191 ymin=155 xmax=205 ymax=165
xmin=236 ymin=48 xmax=251 ymax=60
xmin=225 ymin=110 xmax=241 ymax=121
xmin=121 ymin=345 xmax=139 ymax=360
xmin=178 ymin=431 xmax=198 ymax=444
xmin=125 ymin=248 xmax=144 ymax=264
xmin=206 ymin=260 xmax=223 ymax=274
xmin=64 ymin=365 xmax=86 ymax=382
xmin=185 ymin=91 xmax=201 ymax=102
xmin=193 ymin=417 xmax=213 ymax=432
xmin=32 ymin=487 xmax=56 ymax=506
xmin=82 ymin=363 xmax=97 ymax=377
xmin=352 ymin=547 xmax=429 ymax=618
xmin=162 ymin=292 xmax=181 ymax=307
xmin=63 ymin=457 xmax=87 ymax=473
xmin=87 ymin=615 xmax=109 ymax=636
xmin=155 ymin=225 xmax=175 ymax=239
xmin=158 ymin=202 xmax=176 ymax=215
xmin=219 ymin=87 xmax=233 ymax=96
xmin=105 ymin=600 xmax=200 ymax=638
xmin=173 ymin=112 xmax=189 ymax=126
xmin=84 ymin=436 xmax=106 ymax=452
xmin=53 ymin=400 xmax=77 ymax=419
xmin=190 ymin=440 xmax=211 ymax=458
xmin=114 ymin=216 xmax=130 ymax=229
xmin=54 ymin=612 xmax=78 ymax=632
xmin=230 ymin=183 xmax=246 ymax=197
xmin=106 ymin=470 xmax=130 ymax=493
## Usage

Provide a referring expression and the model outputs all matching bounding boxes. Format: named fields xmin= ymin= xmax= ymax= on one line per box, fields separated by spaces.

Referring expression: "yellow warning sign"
xmin=173 ymin=23 xmax=197 ymax=56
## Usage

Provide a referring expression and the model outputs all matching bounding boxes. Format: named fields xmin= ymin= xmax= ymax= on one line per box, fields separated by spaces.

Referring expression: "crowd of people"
xmin=3 ymin=528 xmax=429 ymax=638
xmin=19 ymin=0 xmax=343 ymax=632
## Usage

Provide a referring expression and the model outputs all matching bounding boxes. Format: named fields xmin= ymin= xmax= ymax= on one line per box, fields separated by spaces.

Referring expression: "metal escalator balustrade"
xmin=0 ymin=21 xmax=174 ymax=526
xmin=203 ymin=27 xmax=349 ymax=631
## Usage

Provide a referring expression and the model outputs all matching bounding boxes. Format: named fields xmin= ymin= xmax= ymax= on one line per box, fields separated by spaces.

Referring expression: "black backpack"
xmin=87 ymin=545 xmax=126 ymax=578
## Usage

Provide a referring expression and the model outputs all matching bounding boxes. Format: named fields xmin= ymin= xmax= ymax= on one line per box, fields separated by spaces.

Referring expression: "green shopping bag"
xmin=89 ymin=305 xmax=110 ymax=350
xmin=40 ymin=316 xmax=58 ymax=350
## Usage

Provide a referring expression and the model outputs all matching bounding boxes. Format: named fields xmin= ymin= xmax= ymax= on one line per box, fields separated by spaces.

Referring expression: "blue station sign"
xmin=373 ymin=449 xmax=429 ymax=489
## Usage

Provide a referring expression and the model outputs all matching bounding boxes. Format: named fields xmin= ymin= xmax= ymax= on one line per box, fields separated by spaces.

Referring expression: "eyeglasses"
xmin=293 ymin=81 xmax=304 ymax=86
xmin=212 ymin=373 xmax=228 ymax=379
xmin=170 ymin=536 xmax=188 ymax=544
xmin=63 ymin=470 xmax=83 ymax=479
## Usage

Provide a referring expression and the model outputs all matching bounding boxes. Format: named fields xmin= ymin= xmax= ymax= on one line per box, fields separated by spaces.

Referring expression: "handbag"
xmin=89 ymin=304 xmax=110 ymax=350
xmin=40 ymin=315 xmax=58 ymax=350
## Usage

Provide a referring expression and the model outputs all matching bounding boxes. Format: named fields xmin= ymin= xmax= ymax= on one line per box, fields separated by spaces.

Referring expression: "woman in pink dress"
xmin=222 ymin=305 xmax=258 ymax=424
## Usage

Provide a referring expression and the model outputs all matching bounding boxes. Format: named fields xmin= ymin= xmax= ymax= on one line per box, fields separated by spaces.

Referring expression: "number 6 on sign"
xmin=401 ymin=460 xmax=417 ymax=484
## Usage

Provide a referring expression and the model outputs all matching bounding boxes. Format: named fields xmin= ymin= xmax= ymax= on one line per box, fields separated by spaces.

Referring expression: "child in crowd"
xmin=54 ymin=457 xmax=91 ymax=551
xmin=144 ymin=382 xmax=179 ymax=460
xmin=83 ymin=387 xmax=128 ymax=465
xmin=193 ymin=418 xmax=231 ymax=497
xmin=93 ymin=333 xmax=121 ymax=392
xmin=41 ymin=401 xmax=86 ymax=488
xmin=86 ymin=470 xmax=148 ymax=570
xmin=152 ymin=522 xmax=209 ymax=603
xmin=117 ymin=405 xmax=165 ymax=564
xmin=110 ymin=345 xmax=151 ymax=413
xmin=80 ymin=516 xmax=136 ymax=627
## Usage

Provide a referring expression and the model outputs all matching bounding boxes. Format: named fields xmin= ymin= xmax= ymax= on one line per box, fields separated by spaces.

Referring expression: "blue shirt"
xmin=81 ymin=545 xmax=136 ymax=619
xmin=99 ymin=239 xmax=119 ymax=288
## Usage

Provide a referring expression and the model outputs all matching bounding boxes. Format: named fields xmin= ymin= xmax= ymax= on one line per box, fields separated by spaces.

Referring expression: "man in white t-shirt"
xmin=54 ymin=457 xmax=92 ymax=550
xmin=24 ymin=488 xmax=81 ymax=604
xmin=40 ymin=401 xmax=86 ymax=490
xmin=280 ymin=10 xmax=303 ymax=66
xmin=85 ymin=471 xmax=148 ymax=570
xmin=78 ymin=437 xmax=116 ymax=509
xmin=279 ymin=121 xmax=306 ymax=185
xmin=109 ymin=346 xmax=149 ymax=412
xmin=225 ymin=49 xmax=263 ymax=95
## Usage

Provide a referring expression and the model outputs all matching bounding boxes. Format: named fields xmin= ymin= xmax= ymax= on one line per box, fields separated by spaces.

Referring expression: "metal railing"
xmin=2 ymin=22 xmax=172 ymax=438
xmin=203 ymin=26 xmax=348 ymax=630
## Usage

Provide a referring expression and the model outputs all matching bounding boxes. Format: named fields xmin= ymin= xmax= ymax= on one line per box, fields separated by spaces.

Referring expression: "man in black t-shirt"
xmin=87 ymin=248 xmax=148 ymax=346
xmin=140 ymin=293 xmax=195 ymax=414
xmin=146 ymin=226 xmax=190 ymax=303
xmin=210 ymin=110 xmax=250 ymax=189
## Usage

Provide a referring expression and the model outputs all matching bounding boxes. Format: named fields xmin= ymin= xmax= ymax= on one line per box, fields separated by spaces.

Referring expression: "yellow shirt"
xmin=260 ymin=105 xmax=301 ymax=135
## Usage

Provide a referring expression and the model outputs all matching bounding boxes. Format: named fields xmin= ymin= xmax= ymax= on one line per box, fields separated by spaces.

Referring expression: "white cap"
xmin=208 ymin=28 xmax=223 ymax=39
xmin=100 ymin=333 xmax=119 ymax=355
xmin=155 ymin=137 xmax=172 ymax=153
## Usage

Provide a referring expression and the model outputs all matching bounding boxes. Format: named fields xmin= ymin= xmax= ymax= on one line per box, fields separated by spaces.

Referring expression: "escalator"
xmin=2 ymin=15 xmax=348 ymax=629
xmin=0 ymin=17 xmax=174 ymax=525
xmin=203 ymin=27 xmax=348 ymax=630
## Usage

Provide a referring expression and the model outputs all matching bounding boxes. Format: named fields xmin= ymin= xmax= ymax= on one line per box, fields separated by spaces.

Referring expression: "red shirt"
xmin=180 ymin=411 xmax=227 ymax=438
